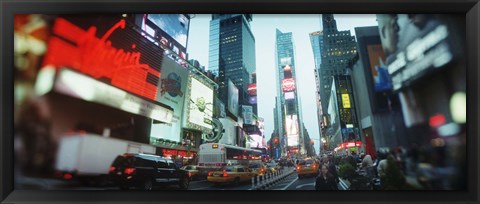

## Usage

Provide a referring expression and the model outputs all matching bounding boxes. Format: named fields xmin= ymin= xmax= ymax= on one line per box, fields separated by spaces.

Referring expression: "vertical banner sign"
xmin=151 ymin=55 xmax=189 ymax=142
xmin=242 ymin=105 xmax=253 ymax=125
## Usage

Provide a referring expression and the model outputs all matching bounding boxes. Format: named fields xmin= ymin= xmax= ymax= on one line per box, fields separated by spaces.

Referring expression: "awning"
xmin=35 ymin=67 xmax=174 ymax=123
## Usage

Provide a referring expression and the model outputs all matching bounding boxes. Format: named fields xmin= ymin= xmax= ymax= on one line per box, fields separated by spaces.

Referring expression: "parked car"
xmin=207 ymin=165 xmax=257 ymax=185
xmin=109 ymin=153 xmax=190 ymax=190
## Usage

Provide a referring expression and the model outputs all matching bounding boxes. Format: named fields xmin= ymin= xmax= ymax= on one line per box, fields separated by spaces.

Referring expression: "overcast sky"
xmin=187 ymin=14 xmax=378 ymax=153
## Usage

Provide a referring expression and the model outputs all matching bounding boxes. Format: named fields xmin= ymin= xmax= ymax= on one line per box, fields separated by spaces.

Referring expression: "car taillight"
xmin=63 ymin=173 xmax=73 ymax=180
xmin=297 ymin=166 xmax=301 ymax=170
xmin=215 ymin=163 xmax=222 ymax=166
xmin=208 ymin=172 xmax=212 ymax=176
xmin=222 ymin=170 xmax=228 ymax=177
xmin=199 ymin=163 xmax=204 ymax=166
xmin=109 ymin=166 xmax=116 ymax=173
xmin=188 ymin=172 xmax=192 ymax=177
xmin=124 ymin=168 xmax=135 ymax=175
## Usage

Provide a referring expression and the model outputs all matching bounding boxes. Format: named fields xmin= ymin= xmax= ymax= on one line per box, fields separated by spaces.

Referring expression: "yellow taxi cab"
xmin=181 ymin=165 xmax=201 ymax=180
xmin=248 ymin=163 xmax=267 ymax=176
xmin=296 ymin=159 xmax=319 ymax=179
xmin=207 ymin=165 xmax=257 ymax=185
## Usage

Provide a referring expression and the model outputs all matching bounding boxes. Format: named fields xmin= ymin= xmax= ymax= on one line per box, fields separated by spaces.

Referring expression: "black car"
xmin=109 ymin=153 xmax=190 ymax=190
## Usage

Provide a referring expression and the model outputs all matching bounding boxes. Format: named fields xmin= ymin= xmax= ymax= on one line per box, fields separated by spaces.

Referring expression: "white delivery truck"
xmin=55 ymin=133 xmax=157 ymax=185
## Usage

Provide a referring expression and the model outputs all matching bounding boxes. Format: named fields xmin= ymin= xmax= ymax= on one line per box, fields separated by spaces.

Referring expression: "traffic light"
xmin=273 ymin=137 xmax=279 ymax=145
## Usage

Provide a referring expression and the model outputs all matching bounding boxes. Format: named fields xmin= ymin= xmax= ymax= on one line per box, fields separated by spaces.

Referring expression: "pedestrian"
xmin=325 ymin=158 xmax=339 ymax=184
xmin=361 ymin=154 xmax=375 ymax=178
xmin=315 ymin=164 xmax=339 ymax=190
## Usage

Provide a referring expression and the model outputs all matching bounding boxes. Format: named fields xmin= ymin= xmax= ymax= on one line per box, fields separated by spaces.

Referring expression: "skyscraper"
xmin=320 ymin=15 xmax=358 ymax=113
xmin=208 ymin=14 xmax=256 ymax=114
xmin=309 ymin=31 xmax=324 ymax=152
xmin=274 ymin=29 xmax=306 ymax=156
xmin=319 ymin=14 xmax=358 ymax=150
xmin=309 ymin=31 xmax=324 ymax=71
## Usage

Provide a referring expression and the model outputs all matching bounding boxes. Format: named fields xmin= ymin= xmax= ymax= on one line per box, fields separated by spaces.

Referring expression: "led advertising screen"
xmin=186 ymin=77 xmax=214 ymax=131
xmin=146 ymin=14 xmax=190 ymax=50
xmin=228 ymin=79 xmax=239 ymax=116
xmin=285 ymin=114 xmax=299 ymax=147
xmin=150 ymin=54 xmax=189 ymax=142
xmin=376 ymin=14 xmax=456 ymax=92
xmin=42 ymin=16 xmax=164 ymax=101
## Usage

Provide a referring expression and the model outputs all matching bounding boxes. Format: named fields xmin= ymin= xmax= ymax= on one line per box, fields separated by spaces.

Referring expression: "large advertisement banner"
xmin=146 ymin=14 xmax=190 ymax=51
xmin=150 ymin=55 xmax=189 ymax=142
xmin=185 ymin=76 xmax=214 ymax=132
xmin=218 ymin=118 xmax=236 ymax=145
xmin=366 ymin=44 xmax=392 ymax=91
xmin=376 ymin=14 xmax=455 ymax=92
xmin=42 ymin=16 xmax=164 ymax=101
xmin=285 ymin=114 xmax=299 ymax=147
xmin=228 ymin=80 xmax=239 ymax=116
xmin=242 ymin=105 xmax=254 ymax=125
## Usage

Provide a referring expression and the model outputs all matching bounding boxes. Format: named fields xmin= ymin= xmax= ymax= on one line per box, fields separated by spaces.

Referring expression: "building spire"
xmin=322 ymin=14 xmax=338 ymax=33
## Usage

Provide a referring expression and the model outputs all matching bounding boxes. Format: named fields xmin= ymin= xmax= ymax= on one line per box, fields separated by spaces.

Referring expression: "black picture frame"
xmin=1 ymin=0 xmax=479 ymax=204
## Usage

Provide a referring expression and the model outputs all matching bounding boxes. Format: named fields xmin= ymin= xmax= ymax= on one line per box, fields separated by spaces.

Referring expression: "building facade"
xmin=318 ymin=14 xmax=358 ymax=152
xmin=274 ymin=29 xmax=306 ymax=156
xmin=208 ymin=14 xmax=256 ymax=114
xmin=309 ymin=31 xmax=324 ymax=153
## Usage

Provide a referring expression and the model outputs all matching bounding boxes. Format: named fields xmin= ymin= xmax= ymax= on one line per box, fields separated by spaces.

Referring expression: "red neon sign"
xmin=43 ymin=18 xmax=161 ymax=100
xmin=282 ymin=78 xmax=295 ymax=92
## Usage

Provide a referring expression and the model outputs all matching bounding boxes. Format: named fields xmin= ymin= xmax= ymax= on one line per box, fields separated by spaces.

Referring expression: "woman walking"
xmin=315 ymin=164 xmax=339 ymax=190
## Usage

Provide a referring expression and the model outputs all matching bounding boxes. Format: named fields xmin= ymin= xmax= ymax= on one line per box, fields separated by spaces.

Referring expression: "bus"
xmin=197 ymin=143 xmax=262 ymax=173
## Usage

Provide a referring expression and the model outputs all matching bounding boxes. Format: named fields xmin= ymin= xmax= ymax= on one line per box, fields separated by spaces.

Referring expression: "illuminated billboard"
xmin=42 ymin=16 xmax=164 ymax=101
xmin=146 ymin=14 xmax=190 ymax=51
xmin=282 ymin=78 xmax=295 ymax=92
xmin=285 ymin=114 xmax=299 ymax=147
xmin=151 ymin=55 xmax=189 ymax=142
xmin=341 ymin=94 xmax=351 ymax=108
xmin=228 ymin=80 xmax=239 ymax=116
xmin=376 ymin=14 xmax=455 ymax=92
xmin=366 ymin=44 xmax=392 ymax=92
xmin=248 ymin=134 xmax=264 ymax=148
xmin=185 ymin=76 xmax=214 ymax=131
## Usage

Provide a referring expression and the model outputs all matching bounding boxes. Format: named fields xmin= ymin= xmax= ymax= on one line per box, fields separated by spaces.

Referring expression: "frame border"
xmin=1 ymin=0 xmax=479 ymax=204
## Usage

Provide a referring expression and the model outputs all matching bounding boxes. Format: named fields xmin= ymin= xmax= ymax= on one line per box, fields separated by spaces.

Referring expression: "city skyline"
xmin=188 ymin=14 xmax=378 ymax=153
